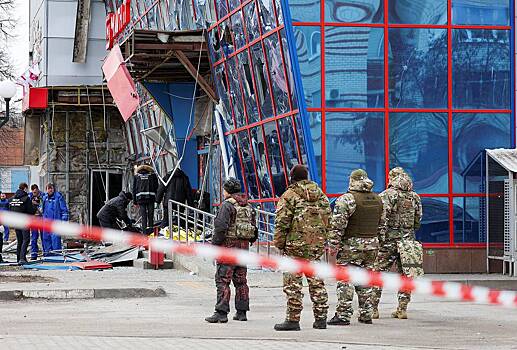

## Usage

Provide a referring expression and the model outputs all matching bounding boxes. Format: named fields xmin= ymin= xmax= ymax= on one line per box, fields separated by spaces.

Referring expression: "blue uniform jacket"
xmin=42 ymin=192 xmax=69 ymax=222
xmin=0 ymin=199 xmax=9 ymax=211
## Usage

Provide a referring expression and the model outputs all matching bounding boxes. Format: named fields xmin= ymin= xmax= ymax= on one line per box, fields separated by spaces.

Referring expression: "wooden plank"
xmin=72 ymin=0 xmax=91 ymax=63
xmin=173 ymin=50 xmax=217 ymax=103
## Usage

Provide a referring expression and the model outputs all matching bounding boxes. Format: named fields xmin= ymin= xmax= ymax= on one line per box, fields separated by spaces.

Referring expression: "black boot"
xmin=313 ymin=319 xmax=327 ymax=329
xmin=274 ymin=320 xmax=300 ymax=331
xmin=0 ymin=254 xmax=4 ymax=263
xmin=327 ymin=314 xmax=350 ymax=326
xmin=358 ymin=316 xmax=373 ymax=324
xmin=205 ymin=311 xmax=228 ymax=323
xmin=233 ymin=311 xmax=247 ymax=321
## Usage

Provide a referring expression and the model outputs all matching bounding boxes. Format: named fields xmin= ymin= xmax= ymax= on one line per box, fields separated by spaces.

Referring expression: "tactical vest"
xmin=389 ymin=191 xmax=417 ymax=230
xmin=345 ymin=191 xmax=382 ymax=238
xmin=226 ymin=198 xmax=256 ymax=240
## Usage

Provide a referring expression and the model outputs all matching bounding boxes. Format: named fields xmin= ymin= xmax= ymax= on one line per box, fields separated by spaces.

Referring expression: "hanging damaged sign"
xmin=106 ymin=0 xmax=131 ymax=50
xmin=102 ymin=44 xmax=140 ymax=121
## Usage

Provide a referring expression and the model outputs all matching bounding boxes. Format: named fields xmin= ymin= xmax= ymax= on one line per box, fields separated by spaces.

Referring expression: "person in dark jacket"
xmin=156 ymin=168 xmax=194 ymax=229
xmin=29 ymin=184 xmax=44 ymax=260
xmin=205 ymin=178 xmax=258 ymax=324
xmin=0 ymin=191 xmax=10 ymax=243
xmin=97 ymin=191 xmax=133 ymax=229
xmin=9 ymin=183 xmax=37 ymax=264
xmin=132 ymin=164 xmax=159 ymax=235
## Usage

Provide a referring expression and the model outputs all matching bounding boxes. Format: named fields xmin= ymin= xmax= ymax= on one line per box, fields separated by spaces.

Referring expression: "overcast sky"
xmin=6 ymin=0 xmax=30 ymax=108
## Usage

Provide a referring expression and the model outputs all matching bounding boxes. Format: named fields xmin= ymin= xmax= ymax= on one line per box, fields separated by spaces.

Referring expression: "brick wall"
xmin=0 ymin=127 xmax=25 ymax=166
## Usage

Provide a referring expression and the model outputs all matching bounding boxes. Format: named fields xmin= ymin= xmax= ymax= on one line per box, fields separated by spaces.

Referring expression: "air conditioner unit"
xmin=328 ymin=89 xmax=340 ymax=100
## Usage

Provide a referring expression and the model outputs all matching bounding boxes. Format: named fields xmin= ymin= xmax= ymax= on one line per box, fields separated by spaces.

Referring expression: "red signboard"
xmin=106 ymin=0 xmax=131 ymax=50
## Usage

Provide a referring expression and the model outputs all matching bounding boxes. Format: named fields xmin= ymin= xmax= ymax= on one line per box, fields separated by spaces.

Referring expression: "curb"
xmin=0 ymin=287 xmax=167 ymax=300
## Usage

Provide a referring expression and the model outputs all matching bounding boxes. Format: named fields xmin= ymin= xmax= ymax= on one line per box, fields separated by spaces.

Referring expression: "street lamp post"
xmin=0 ymin=80 xmax=17 ymax=129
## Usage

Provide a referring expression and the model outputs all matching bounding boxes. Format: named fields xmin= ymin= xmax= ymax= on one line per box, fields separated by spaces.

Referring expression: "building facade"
xmin=103 ymin=0 xmax=514 ymax=272
xmin=205 ymin=0 xmax=515 ymax=272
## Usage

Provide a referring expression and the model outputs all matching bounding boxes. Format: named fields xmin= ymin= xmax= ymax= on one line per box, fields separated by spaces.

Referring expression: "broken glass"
xmin=230 ymin=13 xmax=246 ymax=49
xmin=219 ymin=20 xmax=235 ymax=57
xmin=250 ymin=43 xmax=274 ymax=119
xmin=279 ymin=29 xmax=297 ymax=109
xmin=237 ymin=51 xmax=260 ymax=123
xmin=257 ymin=0 xmax=276 ymax=33
xmin=244 ymin=2 xmax=260 ymax=43
xmin=214 ymin=64 xmax=235 ymax=130
xmin=207 ymin=29 xmax=222 ymax=63
xmin=263 ymin=121 xmax=287 ymax=195
xmin=226 ymin=56 xmax=247 ymax=127
xmin=278 ymin=117 xmax=299 ymax=170
xmin=236 ymin=131 xmax=260 ymax=199
xmin=229 ymin=0 xmax=240 ymax=12
xmin=251 ymin=126 xmax=274 ymax=198
xmin=216 ymin=0 xmax=228 ymax=20
xmin=264 ymin=35 xmax=290 ymax=115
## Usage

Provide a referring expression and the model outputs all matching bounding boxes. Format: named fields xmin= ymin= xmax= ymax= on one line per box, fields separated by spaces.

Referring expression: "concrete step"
xmin=133 ymin=258 xmax=174 ymax=270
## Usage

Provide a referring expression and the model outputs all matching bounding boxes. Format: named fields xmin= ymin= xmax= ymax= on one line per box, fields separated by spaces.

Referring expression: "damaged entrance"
xmin=90 ymin=170 xmax=123 ymax=227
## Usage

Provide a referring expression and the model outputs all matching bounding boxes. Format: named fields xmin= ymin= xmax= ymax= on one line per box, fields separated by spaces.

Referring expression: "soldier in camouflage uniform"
xmin=372 ymin=167 xmax=423 ymax=320
xmin=273 ymin=165 xmax=331 ymax=331
xmin=327 ymin=169 xmax=384 ymax=325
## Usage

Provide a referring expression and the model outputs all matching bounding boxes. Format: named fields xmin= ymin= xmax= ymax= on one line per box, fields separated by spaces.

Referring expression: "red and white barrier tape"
xmin=1 ymin=211 xmax=516 ymax=308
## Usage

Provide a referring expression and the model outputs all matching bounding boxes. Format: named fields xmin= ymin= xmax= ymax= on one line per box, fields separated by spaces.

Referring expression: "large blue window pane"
xmin=452 ymin=30 xmax=510 ymax=109
xmin=308 ymin=112 xmax=322 ymax=182
xmin=289 ymin=0 xmax=320 ymax=22
xmin=389 ymin=28 xmax=447 ymax=109
xmin=389 ymin=113 xmax=448 ymax=194
xmin=416 ymin=197 xmax=450 ymax=243
xmin=389 ymin=0 xmax=446 ymax=24
xmin=325 ymin=0 xmax=383 ymax=24
xmin=326 ymin=112 xmax=384 ymax=193
xmin=453 ymin=113 xmax=511 ymax=193
xmin=294 ymin=26 xmax=321 ymax=108
xmin=325 ymin=27 xmax=384 ymax=108
xmin=452 ymin=0 xmax=510 ymax=26
xmin=453 ymin=197 xmax=485 ymax=243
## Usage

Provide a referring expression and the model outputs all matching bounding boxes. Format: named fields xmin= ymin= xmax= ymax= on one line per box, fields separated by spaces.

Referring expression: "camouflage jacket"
xmin=273 ymin=180 xmax=331 ymax=260
xmin=328 ymin=173 xmax=385 ymax=250
xmin=379 ymin=172 xmax=422 ymax=241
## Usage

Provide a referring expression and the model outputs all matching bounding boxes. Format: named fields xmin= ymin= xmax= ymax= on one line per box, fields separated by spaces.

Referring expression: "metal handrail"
xmin=167 ymin=200 xmax=279 ymax=258
xmin=166 ymin=200 xmax=328 ymax=263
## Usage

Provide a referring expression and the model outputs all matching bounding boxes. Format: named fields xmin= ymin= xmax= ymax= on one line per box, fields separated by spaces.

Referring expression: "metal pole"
xmin=0 ymin=98 xmax=10 ymax=128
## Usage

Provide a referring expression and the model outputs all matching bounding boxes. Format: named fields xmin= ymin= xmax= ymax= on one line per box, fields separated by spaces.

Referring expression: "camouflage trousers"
xmin=214 ymin=263 xmax=249 ymax=314
xmin=336 ymin=244 xmax=378 ymax=321
xmin=283 ymin=272 xmax=328 ymax=322
xmin=372 ymin=240 xmax=411 ymax=310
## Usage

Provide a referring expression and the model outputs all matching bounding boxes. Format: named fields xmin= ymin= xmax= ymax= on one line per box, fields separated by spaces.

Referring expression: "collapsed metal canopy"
xmin=119 ymin=29 xmax=211 ymax=83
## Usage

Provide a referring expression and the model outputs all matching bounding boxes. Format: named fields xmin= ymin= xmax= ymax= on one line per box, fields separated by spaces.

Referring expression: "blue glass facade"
xmin=201 ymin=0 xmax=515 ymax=246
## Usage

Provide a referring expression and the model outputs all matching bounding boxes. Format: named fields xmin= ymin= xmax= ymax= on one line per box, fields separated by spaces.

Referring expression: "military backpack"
xmin=226 ymin=198 xmax=256 ymax=240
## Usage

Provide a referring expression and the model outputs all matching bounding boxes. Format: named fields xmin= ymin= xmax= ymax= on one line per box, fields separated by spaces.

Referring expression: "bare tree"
xmin=0 ymin=0 xmax=16 ymax=79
